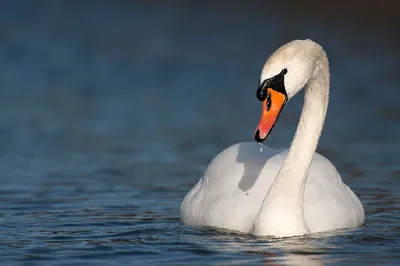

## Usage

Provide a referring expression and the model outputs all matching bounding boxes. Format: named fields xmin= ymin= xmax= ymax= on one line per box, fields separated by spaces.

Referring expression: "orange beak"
xmin=254 ymin=88 xmax=287 ymax=143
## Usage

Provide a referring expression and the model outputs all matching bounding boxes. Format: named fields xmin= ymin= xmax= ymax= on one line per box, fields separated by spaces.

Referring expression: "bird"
xmin=180 ymin=39 xmax=365 ymax=238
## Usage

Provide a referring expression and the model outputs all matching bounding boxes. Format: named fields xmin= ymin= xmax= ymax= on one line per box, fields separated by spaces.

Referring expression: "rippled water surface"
xmin=0 ymin=1 xmax=399 ymax=265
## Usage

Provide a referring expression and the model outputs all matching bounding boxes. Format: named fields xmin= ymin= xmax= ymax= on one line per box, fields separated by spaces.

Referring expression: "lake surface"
xmin=0 ymin=1 xmax=399 ymax=265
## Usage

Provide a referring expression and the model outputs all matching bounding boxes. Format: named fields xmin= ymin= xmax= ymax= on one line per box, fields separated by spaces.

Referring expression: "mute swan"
xmin=180 ymin=39 xmax=365 ymax=237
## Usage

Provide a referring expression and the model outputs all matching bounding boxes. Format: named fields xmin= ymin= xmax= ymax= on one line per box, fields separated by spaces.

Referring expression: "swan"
xmin=180 ymin=39 xmax=365 ymax=238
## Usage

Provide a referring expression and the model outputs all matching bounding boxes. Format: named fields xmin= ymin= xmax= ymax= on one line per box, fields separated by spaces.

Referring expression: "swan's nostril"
xmin=254 ymin=129 xmax=266 ymax=143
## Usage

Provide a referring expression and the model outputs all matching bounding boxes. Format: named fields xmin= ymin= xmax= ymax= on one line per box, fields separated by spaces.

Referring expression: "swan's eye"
xmin=266 ymin=92 xmax=272 ymax=111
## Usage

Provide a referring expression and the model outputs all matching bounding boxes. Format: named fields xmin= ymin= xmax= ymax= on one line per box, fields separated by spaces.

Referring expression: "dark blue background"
xmin=0 ymin=1 xmax=398 ymax=265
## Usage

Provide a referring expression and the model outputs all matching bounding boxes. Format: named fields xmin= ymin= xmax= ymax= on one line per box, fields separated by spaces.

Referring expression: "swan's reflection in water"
xmin=185 ymin=227 xmax=355 ymax=265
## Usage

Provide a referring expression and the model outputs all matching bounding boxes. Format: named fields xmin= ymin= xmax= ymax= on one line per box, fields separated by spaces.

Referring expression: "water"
xmin=0 ymin=1 xmax=399 ymax=265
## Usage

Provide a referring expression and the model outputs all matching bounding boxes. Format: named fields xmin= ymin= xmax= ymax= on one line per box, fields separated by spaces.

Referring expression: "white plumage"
xmin=180 ymin=39 xmax=365 ymax=237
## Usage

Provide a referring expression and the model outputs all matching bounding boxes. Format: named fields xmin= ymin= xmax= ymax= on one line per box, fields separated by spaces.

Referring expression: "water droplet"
xmin=259 ymin=143 xmax=263 ymax=153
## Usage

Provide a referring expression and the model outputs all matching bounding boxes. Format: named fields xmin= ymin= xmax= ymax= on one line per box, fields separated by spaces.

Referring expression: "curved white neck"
xmin=253 ymin=52 xmax=330 ymax=237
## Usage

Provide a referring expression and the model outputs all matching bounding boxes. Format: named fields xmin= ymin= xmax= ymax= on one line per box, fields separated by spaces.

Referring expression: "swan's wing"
xmin=180 ymin=141 xmax=285 ymax=232
xmin=304 ymin=152 xmax=365 ymax=232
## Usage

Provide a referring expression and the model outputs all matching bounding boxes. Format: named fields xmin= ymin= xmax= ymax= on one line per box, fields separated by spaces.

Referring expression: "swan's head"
xmin=254 ymin=39 xmax=322 ymax=143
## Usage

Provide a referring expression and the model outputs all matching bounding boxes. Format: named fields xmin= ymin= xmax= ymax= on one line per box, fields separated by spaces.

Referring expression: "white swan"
xmin=180 ymin=39 xmax=365 ymax=238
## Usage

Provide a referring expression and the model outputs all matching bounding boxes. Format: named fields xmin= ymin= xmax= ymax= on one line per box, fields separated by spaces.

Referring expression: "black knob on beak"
xmin=257 ymin=86 xmax=267 ymax=101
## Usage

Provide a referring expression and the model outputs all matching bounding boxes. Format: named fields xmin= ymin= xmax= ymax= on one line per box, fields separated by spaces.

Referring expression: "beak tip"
xmin=254 ymin=129 xmax=267 ymax=143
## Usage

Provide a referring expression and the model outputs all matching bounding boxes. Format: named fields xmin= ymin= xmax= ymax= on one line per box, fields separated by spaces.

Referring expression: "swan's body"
xmin=180 ymin=39 xmax=365 ymax=237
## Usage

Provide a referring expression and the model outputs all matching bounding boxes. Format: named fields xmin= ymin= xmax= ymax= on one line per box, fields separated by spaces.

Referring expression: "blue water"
xmin=0 ymin=1 xmax=399 ymax=265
